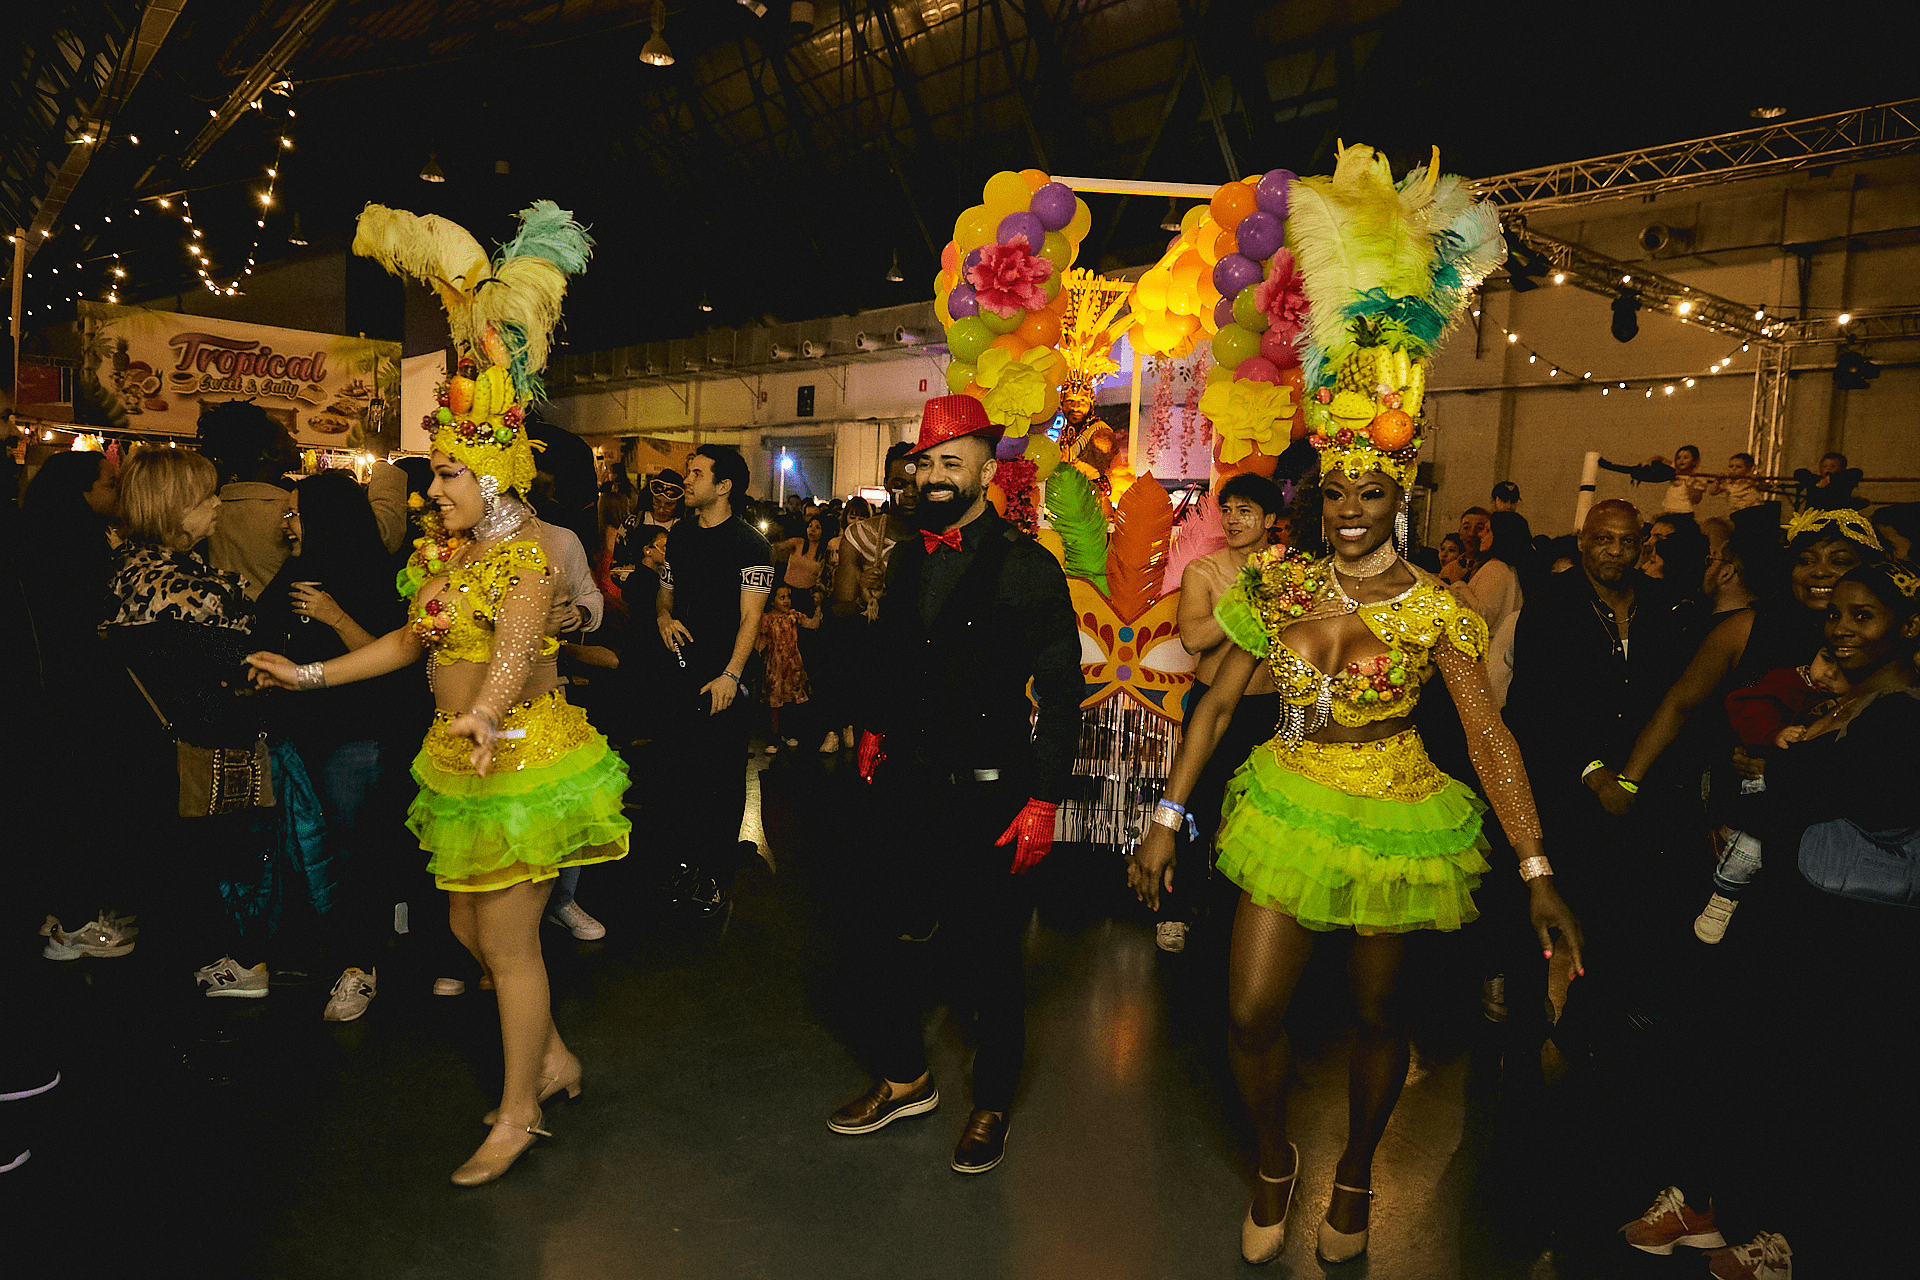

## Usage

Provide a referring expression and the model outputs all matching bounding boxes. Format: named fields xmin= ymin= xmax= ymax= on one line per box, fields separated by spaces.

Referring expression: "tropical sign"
xmin=74 ymin=302 xmax=401 ymax=453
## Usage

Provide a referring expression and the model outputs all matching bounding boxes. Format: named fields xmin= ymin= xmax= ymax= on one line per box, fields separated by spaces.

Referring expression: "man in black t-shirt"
xmin=655 ymin=445 xmax=773 ymax=909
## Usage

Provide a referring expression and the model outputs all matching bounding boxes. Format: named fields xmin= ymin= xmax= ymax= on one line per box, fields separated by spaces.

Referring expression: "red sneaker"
xmin=1620 ymin=1186 xmax=1726 ymax=1254
xmin=1706 ymin=1232 xmax=1791 ymax=1279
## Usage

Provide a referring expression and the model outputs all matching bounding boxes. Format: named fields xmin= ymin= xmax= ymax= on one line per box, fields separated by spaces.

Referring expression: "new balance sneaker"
xmin=1707 ymin=1232 xmax=1791 ymax=1279
xmin=546 ymin=901 xmax=607 ymax=940
xmin=193 ymin=956 xmax=269 ymax=999
xmin=1154 ymin=921 xmax=1189 ymax=953
xmin=1621 ymin=1186 xmax=1726 ymax=1254
xmin=1695 ymin=893 xmax=1739 ymax=944
xmin=323 ymin=967 xmax=377 ymax=1022
xmin=40 ymin=913 xmax=137 ymax=960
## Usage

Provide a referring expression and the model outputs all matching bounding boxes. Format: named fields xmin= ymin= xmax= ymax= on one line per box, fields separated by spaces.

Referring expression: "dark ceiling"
xmin=7 ymin=0 xmax=1918 ymax=353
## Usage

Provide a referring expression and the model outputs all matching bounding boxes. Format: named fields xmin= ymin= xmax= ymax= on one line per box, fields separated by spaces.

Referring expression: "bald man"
xmin=1505 ymin=500 xmax=1702 ymax=1045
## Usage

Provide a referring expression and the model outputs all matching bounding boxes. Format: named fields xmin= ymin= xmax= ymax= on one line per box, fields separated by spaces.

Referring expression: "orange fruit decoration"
xmin=1369 ymin=409 xmax=1415 ymax=451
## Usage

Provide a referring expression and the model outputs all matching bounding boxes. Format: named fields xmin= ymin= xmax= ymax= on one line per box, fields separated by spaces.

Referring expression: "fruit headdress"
xmin=352 ymin=200 xmax=593 ymax=496
xmin=1287 ymin=143 xmax=1504 ymax=487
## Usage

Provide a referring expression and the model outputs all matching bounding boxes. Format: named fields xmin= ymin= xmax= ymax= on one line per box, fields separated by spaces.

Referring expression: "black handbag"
xmin=1798 ymin=818 xmax=1920 ymax=907
xmin=127 ymin=668 xmax=275 ymax=817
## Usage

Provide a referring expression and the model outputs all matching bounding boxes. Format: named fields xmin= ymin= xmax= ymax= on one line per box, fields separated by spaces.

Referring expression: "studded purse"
xmin=126 ymin=667 xmax=275 ymax=818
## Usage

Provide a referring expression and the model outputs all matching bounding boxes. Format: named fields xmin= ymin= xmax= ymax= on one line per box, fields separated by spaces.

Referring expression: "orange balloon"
xmin=1019 ymin=168 xmax=1050 ymax=191
xmin=1015 ymin=308 xmax=1062 ymax=348
xmin=988 ymin=333 xmax=1031 ymax=359
xmin=963 ymin=381 xmax=989 ymax=401
xmin=986 ymin=483 xmax=1009 ymax=514
xmin=1214 ymin=227 xmax=1239 ymax=260
xmin=1210 ymin=182 xmax=1258 ymax=229
xmin=1198 ymin=274 xmax=1222 ymax=308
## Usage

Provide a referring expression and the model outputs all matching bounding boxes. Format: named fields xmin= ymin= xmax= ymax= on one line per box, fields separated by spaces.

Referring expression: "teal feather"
xmin=496 ymin=201 xmax=594 ymax=273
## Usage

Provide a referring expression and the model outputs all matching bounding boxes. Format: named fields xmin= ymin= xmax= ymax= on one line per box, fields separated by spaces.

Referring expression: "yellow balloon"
xmin=1198 ymin=306 xmax=1221 ymax=335
xmin=983 ymin=170 xmax=1031 ymax=220
xmin=954 ymin=204 xmax=995 ymax=251
xmin=935 ymin=292 xmax=953 ymax=327
xmin=1035 ymin=382 xmax=1062 ymax=420
xmin=1134 ymin=269 xmax=1170 ymax=313
xmin=1064 ymin=197 xmax=1092 ymax=244
xmin=1179 ymin=203 xmax=1209 ymax=237
xmin=1028 ymin=433 xmax=1061 ymax=479
xmin=1196 ymin=219 xmax=1224 ymax=265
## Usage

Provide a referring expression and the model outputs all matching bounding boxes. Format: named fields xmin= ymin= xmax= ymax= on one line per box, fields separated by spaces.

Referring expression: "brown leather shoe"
xmin=827 ymin=1077 xmax=939 ymax=1135
xmin=950 ymin=1109 xmax=1010 ymax=1174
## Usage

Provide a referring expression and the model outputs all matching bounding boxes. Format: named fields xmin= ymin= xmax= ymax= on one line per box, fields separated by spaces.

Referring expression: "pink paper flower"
xmin=968 ymin=237 xmax=1053 ymax=318
xmin=1253 ymin=248 xmax=1309 ymax=338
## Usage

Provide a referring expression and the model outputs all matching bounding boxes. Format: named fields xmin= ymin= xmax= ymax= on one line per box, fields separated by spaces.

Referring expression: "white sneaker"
xmin=1695 ymin=893 xmax=1738 ymax=944
xmin=323 ymin=967 xmax=377 ymax=1022
xmin=1707 ymin=1231 xmax=1791 ymax=1279
xmin=1155 ymin=921 xmax=1189 ymax=953
xmin=40 ymin=913 xmax=137 ymax=960
xmin=193 ymin=956 xmax=269 ymax=998
xmin=546 ymin=901 xmax=607 ymax=940
xmin=433 ymin=977 xmax=466 ymax=996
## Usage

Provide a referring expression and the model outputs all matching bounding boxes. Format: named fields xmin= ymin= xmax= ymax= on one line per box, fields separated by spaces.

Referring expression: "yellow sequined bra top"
xmin=1216 ymin=549 xmax=1488 ymax=745
xmin=404 ymin=537 xmax=560 ymax=665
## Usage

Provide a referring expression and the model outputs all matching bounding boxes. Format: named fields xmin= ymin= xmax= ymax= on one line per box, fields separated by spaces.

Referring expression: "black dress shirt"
xmin=866 ymin=508 xmax=1082 ymax=801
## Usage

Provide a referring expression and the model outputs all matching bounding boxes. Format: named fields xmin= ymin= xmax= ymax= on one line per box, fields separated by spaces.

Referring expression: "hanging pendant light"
xmin=884 ymin=249 xmax=904 ymax=282
xmin=419 ymin=152 xmax=446 ymax=182
xmin=640 ymin=0 xmax=674 ymax=66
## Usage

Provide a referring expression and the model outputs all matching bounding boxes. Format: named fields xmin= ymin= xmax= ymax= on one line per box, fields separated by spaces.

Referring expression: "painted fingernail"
xmin=1543 ymin=949 xmax=1552 ymax=958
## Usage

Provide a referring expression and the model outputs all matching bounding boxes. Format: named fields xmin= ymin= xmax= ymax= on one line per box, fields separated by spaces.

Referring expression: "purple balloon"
xmin=994 ymin=433 xmax=1031 ymax=461
xmin=948 ymin=283 xmax=980 ymax=320
xmin=1030 ymin=182 xmax=1076 ymax=232
xmin=1213 ymin=296 xmax=1237 ymax=329
xmin=1235 ymin=210 xmax=1283 ymax=262
xmin=1236 ymin=356 xmax=1282 ymax=385
xmin=963 ymin=247 xmax=984 ymax=278
xmin=1255 ymin=168 xmax=1295 ymax=217
xmin=998 ymin=211 xmax=1046 ymax=249
xmin=1212 ymin=252 xmax=1262 ymax=299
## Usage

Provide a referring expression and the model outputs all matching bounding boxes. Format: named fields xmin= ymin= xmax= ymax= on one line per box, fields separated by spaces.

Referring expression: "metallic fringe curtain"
xmin=1054 ymin=697 xmax=1180 ymax=852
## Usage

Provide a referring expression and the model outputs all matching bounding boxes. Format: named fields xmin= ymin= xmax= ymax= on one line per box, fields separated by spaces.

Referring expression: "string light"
xmin=1491 ymin=323 xmax=1752 ymax=405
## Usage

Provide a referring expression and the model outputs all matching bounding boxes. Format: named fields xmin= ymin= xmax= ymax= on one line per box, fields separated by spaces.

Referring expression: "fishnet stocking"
xmin=1227 ymin=895 xmax=1412 ymax=1224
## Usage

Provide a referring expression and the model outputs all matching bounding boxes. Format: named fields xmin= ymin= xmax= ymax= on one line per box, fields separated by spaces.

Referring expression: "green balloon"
xmin=945 ymin=360 xmax=976 ymax=393
xmin=1041 ymin=272 xmax=1062 ymax=302
xmin=978 ymin=307 xmax=1023 ymax=336
xmin=1212 ymin=323 xmax=1258 ymax=369
xmin=1232 ymin=287 xmax=1270 ymax=333
xmin=1040 ymin=231 xmax=1073 ymax=272
xmin=946 ymin=317 xmax=994 ymax=363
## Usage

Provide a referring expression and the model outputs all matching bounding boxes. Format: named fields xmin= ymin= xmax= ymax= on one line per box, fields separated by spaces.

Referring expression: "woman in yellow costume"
xmin=1129 ymin=145 xmax=1584 ymax=1264
xmin=248 ymin=202 xmax=628 ymax=1186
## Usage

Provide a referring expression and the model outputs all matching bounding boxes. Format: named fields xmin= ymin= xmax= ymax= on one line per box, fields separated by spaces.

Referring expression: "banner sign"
xmin=74 ymin=302 xmax=402 ymax=454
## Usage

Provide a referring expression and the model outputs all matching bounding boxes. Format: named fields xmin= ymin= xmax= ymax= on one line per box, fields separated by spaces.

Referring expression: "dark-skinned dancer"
xmin=1128 ymin=145 xmax=1583 ymax=1266
xmin=826 ymin=395 xmax=1082 ymax=1175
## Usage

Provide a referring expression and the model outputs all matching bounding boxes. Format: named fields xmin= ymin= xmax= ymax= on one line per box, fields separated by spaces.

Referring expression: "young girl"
xmin=757 ymin=584 xmax=821 ymax=753
xmin=1696 ymin=649 xmax=1850 ymax=942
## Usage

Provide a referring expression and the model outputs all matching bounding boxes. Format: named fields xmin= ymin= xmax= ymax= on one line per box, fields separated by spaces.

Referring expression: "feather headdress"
xmin=354 ymin=201 xmax=592 ymax=494
xmin=1286 ymin=142 xmax=1501 ymax=487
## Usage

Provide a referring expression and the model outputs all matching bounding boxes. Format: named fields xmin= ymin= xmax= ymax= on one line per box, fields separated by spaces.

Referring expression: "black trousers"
xmin=1170 ymin=685 xmax=1281 ymax=925
xmin=657 ymin=681 xmax=752 ymax=881
xmin=858 ymin=763 xmax=1032 ymax=1112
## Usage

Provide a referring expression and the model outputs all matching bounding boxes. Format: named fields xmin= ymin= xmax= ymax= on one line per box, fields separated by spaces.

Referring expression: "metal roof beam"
xmin=1479 ymin=99 xmax=1920 ymax=212
xmin=1505 ymin=222 xmax=1768 ymax=340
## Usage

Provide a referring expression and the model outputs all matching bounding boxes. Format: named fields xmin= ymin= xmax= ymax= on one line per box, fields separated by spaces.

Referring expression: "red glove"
xmin=856 ymin=731 xmax=887 ymax=785
xmin=996 ymin=798 xmax=1060 ymax=874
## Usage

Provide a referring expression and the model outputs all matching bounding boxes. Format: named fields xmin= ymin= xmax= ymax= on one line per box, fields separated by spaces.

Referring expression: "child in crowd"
xmin=1696 ymin=650 xmax=1850 ymax=942
xmin=1713 ymin=451 xmax=1763 ymax=512
xmin=757 ymin=583 xmax=821 ymax=754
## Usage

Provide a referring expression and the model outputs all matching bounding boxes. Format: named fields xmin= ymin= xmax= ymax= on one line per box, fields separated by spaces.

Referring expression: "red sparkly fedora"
xmin=911 ymin=394 xmax=1003 ymax=455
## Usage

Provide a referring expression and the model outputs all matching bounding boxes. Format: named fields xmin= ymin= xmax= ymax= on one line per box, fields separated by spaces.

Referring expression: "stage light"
xmin=1159 ymin=200 xmax=1182 ymax=232
xmin=1611 ymin=291 xmax=1641 ymax=343
xmin=420 ymin=153 xmax=446 ymax=182
xmin=1836 ymin=312 xmax=1850 ymax=326
xmin=1835 ymin=348 xmax=1880 ymax=390
xmin=641 ymin=0 xmax=674 ymax=64
xmin=1751 ymin=106 xmax=1787 ymax=119
xmin=1501 ymin=232 xmax=1550 ymax=292
xmin=1676 ymin=301 xmax=1692 ymax=315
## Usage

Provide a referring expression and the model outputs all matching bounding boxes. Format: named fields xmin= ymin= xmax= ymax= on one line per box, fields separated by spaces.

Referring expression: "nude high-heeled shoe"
xmin=1317 ymin=1182 xmax=1375 ymax=1263
xmin=482 ymin=1051 xmax=582 ymax=1126
xmin=451 ymin=1110 xmax=550 ymax=1187
xmin=1241 ymin=1142 xmax=1299 ymax=1265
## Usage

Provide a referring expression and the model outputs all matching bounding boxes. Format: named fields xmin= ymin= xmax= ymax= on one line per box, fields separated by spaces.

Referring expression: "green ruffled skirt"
xmin=1215 ymin=735 xmax=1489 ymax=933
xmin=408 ymin=692 xmax=631 ymax=892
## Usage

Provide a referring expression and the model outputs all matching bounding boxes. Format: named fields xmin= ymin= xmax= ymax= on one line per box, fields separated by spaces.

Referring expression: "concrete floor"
xmin=7 ymin=747 xmax=1682 ymax=1279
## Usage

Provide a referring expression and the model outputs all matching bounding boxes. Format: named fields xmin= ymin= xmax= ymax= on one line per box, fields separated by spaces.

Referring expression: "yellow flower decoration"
xmin=977 ymin=346 xmax=1058 ymax=431
xmin=1199 ymin=376 xmax=1296 ymax=464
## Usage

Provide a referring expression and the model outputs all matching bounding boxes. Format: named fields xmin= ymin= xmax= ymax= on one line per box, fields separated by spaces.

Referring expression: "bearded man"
xmin=826 ymin=395 xmax=1082 ymax=1175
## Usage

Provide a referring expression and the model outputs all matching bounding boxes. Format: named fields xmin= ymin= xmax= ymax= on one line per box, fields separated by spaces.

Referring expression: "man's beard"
xmin=915 ymin=479 xmax=980 ymax=530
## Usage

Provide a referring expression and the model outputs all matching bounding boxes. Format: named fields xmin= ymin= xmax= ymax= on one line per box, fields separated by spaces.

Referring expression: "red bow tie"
xmin=921 ymin=527 xmax=965 ymax=553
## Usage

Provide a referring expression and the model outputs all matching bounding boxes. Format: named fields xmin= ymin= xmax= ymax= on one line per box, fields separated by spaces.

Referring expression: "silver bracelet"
xmin=293 ymin=661 xmax=327 ymax=691
xmin=1149 ymin=804 xmax=1185 ymax=831
xmin=1518 ymin=855 xmax=1553 ymax=882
